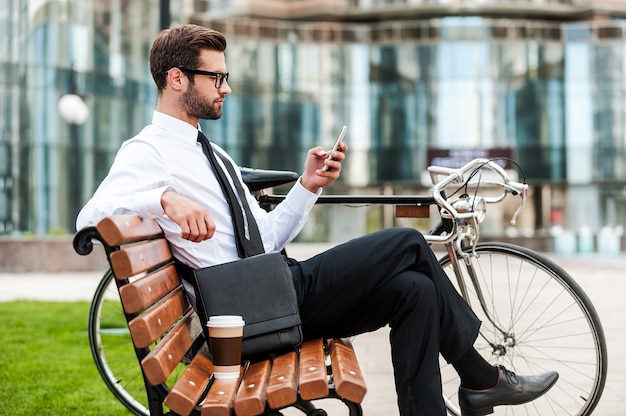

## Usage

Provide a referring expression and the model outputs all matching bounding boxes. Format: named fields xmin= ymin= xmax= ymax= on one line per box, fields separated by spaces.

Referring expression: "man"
xmin=77 ymin=24 xmax=558 ymax=416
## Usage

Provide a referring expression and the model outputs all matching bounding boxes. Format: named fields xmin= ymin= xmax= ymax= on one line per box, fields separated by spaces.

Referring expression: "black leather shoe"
xmin=458 ymin=365 xmax=559 ymax=416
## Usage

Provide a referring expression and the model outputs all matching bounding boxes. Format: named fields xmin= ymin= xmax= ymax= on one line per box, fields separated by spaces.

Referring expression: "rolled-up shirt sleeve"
xmin=76 ymin=140 xmax=171 ymax=230
xmin=76 ymin=186 xmax=169 ymax=228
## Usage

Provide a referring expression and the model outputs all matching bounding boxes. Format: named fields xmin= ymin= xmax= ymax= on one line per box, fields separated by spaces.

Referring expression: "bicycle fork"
xmin=444 ymin=243 xmax=516 ymax=358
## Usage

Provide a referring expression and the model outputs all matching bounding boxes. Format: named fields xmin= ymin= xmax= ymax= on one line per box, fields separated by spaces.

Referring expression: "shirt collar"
xmin=152 ymin=111 xmax=201 ymax=147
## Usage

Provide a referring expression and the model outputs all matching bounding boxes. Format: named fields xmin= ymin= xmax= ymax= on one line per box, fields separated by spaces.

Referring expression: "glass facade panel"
xmin=204 ymin=29 xmax=571 ymax=184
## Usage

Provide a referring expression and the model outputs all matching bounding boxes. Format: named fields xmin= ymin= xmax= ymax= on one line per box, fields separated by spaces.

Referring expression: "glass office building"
xmin=2 ymin=0 xmax=626 ymax=239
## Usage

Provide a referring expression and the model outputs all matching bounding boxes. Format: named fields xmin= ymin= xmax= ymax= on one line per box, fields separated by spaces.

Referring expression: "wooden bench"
xmin=74 ymin=214 xmax=367 ymax=416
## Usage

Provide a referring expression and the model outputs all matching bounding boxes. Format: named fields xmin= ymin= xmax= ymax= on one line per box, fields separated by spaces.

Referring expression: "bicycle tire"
xmin=88 ymin=270 xmax=149 ymax=416
xmin=437 ymin=243 xmax=607 ymax=416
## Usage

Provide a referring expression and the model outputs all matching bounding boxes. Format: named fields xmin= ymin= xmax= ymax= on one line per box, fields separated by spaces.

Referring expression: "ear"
xmin=165 ymin=68 xmax=186 ymax=92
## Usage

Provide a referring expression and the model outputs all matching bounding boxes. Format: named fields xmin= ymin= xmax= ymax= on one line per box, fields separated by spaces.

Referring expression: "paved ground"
xmin=1 ymin=243 xmax=624 ymax=415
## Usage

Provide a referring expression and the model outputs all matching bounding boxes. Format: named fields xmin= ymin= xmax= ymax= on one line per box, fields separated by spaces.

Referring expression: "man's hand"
xmin=161 ymin=191 xmax=216 ymax=242
xmin=300 ymin=142 xmax=348 ymax=193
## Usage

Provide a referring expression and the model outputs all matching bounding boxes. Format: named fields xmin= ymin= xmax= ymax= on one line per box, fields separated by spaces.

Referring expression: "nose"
xmin=218 ymin=80 xmax=232 ymax=95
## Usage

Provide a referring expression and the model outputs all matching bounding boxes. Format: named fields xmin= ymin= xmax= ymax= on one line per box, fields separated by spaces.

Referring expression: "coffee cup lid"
xmin=207 ymin=315 xmax=245 ymax=327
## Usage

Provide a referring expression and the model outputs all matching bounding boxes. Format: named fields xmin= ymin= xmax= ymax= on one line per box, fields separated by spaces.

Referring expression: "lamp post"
xmin=58 ymin=66 xmax=89 ymax=232
xmin=160 ymin=0 xmax=170 ymax=30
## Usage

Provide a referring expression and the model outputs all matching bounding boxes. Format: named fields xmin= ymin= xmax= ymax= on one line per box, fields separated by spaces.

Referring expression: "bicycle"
xmin=85 ymin=158 xmax=607 ymax=415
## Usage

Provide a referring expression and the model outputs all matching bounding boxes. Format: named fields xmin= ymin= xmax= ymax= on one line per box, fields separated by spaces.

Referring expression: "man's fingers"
xmin=193 ymin=216 xmax=214 ymax=242
xmin=189 ymin=220 xmax=202 ymax=242
xmin=162 ymin=191 xmax=216 ymax=242
xmin=183 ymin=216 xmax=215 ymax=242
xmin=179 ymin=221 xmax=192 ymax=240
xmin=204 ymin=216 xmax=216 ymax=239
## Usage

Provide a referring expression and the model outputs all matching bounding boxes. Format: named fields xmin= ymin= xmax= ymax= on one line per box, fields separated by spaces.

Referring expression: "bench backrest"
xmin=77 ymin=214 xmax=367 ymax=416
xmin=96 ymin=215 xmax=203 ymax=386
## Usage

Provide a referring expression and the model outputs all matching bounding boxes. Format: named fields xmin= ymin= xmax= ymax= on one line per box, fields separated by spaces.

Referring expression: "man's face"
xmin=181 ymin=49 xmax=231 ymax=120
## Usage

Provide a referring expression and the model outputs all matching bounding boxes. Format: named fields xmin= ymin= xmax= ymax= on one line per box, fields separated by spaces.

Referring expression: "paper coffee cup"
xmin=207 ymin=315 xmax=245 ymax=379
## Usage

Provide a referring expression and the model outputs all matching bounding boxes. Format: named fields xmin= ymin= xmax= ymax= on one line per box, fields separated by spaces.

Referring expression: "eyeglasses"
xmin=177 ymin=67 xmax=229 ymax=89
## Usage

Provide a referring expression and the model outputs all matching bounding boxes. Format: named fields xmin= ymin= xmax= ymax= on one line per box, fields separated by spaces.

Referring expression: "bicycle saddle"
xmin=240 ymin=167 xmax=299 ymax=192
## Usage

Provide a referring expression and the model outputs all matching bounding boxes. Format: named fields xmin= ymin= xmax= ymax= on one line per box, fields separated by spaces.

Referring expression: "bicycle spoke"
xmin=89 ymin=271 xmax=150 ymax=416
xmin=88 ymin=270 xmax=196 ymax=416
xmin=439 ymin=244 xmax=606 ymax=416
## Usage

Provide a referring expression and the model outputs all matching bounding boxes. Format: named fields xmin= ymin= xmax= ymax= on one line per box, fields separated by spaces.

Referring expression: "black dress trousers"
xmin=288 ymin=227 xmax=481 ymax=416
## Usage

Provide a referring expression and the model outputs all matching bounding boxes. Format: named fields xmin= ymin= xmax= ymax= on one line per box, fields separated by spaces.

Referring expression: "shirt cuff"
xmin=132 ymin=186 xmax=171 ymax=218
xmin=283 ymin=177 xmax=321 ymax=212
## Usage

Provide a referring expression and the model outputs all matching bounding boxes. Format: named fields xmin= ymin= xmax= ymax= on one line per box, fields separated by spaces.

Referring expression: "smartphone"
xmin=322 ymin=125 xmax=347 ymax=171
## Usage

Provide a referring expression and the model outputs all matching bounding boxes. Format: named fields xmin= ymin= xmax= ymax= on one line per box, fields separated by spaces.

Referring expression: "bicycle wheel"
xmin=89 ymin=271 xmax=200 ymax=415
xmin=88 ymin=270 xmax=150 ymax=416
xmin=437 ymin=243 xmax=607 ymax=416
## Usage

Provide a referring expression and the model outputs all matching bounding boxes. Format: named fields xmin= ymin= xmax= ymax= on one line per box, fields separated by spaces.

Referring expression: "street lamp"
xmin=57 ymin=93 xmax=89 ymax=125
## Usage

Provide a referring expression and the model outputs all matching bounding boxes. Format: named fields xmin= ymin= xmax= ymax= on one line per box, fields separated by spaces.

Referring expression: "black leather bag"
xmin=192 ymin=252 xmax=303 ymax=358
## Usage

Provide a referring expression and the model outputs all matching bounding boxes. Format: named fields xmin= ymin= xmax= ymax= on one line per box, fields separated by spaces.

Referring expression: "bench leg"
xmin=264 ymin=396 xmax=363 ymax=416
xmin=340 ymin=398 xmax=363 ymax=416
xmin=146 ymin=383 xmax=166 ymax=416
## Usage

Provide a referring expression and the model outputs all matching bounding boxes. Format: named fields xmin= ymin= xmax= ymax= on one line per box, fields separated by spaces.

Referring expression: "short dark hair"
xmin=150 ymin=24 xmax=227 ymax=92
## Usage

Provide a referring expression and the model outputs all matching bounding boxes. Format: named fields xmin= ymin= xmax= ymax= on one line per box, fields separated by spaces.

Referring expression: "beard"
xmin=181 ymin=83 xmax=222 ymax=120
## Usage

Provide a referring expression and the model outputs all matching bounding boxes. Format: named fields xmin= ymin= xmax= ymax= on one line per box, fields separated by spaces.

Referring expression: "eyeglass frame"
xmin=175 ymin=67 xmax=229 ymax=89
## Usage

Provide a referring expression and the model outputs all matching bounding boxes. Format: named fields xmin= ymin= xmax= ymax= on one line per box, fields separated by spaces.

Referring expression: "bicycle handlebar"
xmin=257 ymin=158 xmax=528 ymax=247
xmin=428 ymin=158 xmax=528 ymax=226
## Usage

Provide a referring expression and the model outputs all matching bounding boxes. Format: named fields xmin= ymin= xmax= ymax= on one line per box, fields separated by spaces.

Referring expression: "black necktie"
xmin=197 ymin=131 xmax=264 ymax=258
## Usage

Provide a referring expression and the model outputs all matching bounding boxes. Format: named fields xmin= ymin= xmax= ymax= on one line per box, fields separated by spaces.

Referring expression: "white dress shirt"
xmin=77 ymin=111 xmax=320 ymax=269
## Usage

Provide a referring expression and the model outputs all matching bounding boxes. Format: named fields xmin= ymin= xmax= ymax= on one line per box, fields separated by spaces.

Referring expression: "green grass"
xmin=0 ymin=301 xmax=132 ymax=415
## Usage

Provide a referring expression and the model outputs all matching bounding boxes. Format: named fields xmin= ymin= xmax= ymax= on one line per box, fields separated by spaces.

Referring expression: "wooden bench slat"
xmin=96 ymin=215 xmax=164 ymax=246
xmin=119 ymin=264 xmax=181 ymax=314
xmin=201 ymin=377 xmax=241 ymax=416
xmin=128 ymin=289 xmax=189 ymax=348
xmin=164 ymin=344 xmax=213 ymax=416
xmin=110 ymin=238 xmax=172 ymax=279
xmin=298 ymin=339 xmax=329 ymax=400
xmin=266 ymin=351 xmax=298 ymax=409
xmin=329 ymin=338 xmax=367 ymax=404
xmin=234 ymin=360 xmax=271 ymax=416
xmin=141 ymin=310 xmax=203 ymax=385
